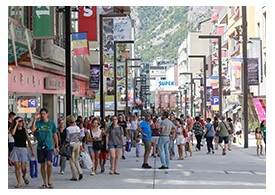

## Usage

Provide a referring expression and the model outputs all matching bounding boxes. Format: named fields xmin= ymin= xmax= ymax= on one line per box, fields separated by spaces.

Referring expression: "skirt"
xmin=10 ymin=147 xmax=30 ymax=163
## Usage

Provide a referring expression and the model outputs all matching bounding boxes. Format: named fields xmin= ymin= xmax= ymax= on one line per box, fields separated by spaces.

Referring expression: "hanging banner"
xmin=90 ymin=64 xmax=100 ymax=90
xmin=33 ymin=6 xmax=55 ymax=39
xmin=247 ymin=58 xmax=259 ymax=86
xmin=78 ymin=6 xmax=97 ymax=41
xmin=253 ymin=98 xmax=266 ymax=121
xmin=113 ymin=17 xmax=132 ymax=41
xmin=230 ymin=58 xmax=242 ymax=91
xmin=71 ymin=32 xmax=89 ymax=56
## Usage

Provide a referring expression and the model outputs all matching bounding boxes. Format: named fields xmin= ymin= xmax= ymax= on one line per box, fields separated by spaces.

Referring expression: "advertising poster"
xmin=89 ymin=64 xmax=100 ymax=90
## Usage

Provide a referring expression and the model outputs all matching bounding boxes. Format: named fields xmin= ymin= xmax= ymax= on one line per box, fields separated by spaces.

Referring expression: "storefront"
xmin=8 ymin=65 xmax=90 ymax=124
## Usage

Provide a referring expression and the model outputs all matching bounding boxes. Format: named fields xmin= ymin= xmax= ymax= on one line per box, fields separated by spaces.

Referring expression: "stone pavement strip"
xmin=8 ymin=135 xmax=265 ymax=189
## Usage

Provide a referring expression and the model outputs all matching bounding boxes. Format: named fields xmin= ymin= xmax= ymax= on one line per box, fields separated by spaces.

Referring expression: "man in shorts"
xmin=217 ymin=116 xmax=230 ymax=155
xmin=31 ymin=108 xmax=59 ymax=189
xmin=139 ymin=114 xmax=152 ymax=169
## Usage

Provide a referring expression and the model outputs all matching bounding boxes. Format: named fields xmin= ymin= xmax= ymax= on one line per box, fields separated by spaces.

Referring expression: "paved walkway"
xmin=8 ymin=134 xmax=266 ymax=189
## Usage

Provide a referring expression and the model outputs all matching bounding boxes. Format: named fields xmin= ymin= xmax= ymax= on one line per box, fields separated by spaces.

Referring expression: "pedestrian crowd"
xmin=8 ymin=109 xmax=266 ymax=188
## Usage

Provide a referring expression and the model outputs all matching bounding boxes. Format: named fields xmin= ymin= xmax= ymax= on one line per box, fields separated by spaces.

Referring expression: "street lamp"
xmin=65 ymin=6 xmax=72 ymax=116
xmin=241 ymin=6 xmax=249 ymax=148
xmin=180 ymin=72 xmax=193 ymax=116
xmin=125 ymin=58 xmax=141 ymax=117
xmin=100 ymin=13 xmax=128 ymax=122
xmin=114 ymin=40 xmax=134 ymax=116
xmin=198 ymin=35 xmax=222 ymax=116
xmin=188 ymin=55 xmax=207 ymax=119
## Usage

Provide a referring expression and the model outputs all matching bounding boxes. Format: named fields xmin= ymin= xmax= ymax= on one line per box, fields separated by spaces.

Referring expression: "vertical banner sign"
xmin=71 ymin=32 xmax=89 ymax=56
xmin=33 ymin=6 xmax=54 ymax=39
xmin=78 ymin=6 xmax=97 ymax=41
xmin=247 ymin=58 xmax=259 ymax=86
xmin=230 ymin=58 xmax=242 ymax=91
xmin=90 ymin=64 xmax=100 ymax=90
xmin=113 ymin=17 xmax=132 ymax=41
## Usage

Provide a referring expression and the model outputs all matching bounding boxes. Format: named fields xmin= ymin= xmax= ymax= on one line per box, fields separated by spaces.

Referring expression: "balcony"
xmin=8 ymin=17 xmax=33 ymax=65
xmin=218 ymin=7 xmax=228 ymax=24
xmin=41 ymin=39 xmax=65 ymax=66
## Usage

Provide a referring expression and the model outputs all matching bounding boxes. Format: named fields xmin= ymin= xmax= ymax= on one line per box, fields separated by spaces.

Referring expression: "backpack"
xmin=193 ymin=121 xmax=203 ymax=136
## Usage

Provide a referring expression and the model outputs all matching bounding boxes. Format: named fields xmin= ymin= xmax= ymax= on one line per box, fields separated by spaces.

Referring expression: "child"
xmin=185 ymin=129 xmax=193 ymax=158
xmin=99 ymin=128 xmax=108 ymax=173
xmin=255 ymin=127 xmax=263 ymax=156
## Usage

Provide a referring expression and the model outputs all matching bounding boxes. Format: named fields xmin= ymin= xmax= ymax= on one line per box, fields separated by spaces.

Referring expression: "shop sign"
xmin=33 ymin=6 xmax=55 ymax=39
xmin=44 ymin=77 xmax=60 ymax=90
xmin=159 ymin=81 xmax=175 ymax=86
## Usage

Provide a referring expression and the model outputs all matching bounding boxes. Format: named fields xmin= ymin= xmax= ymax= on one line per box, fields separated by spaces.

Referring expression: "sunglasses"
xmin=18 ymin=120 xmax=23 ymax=123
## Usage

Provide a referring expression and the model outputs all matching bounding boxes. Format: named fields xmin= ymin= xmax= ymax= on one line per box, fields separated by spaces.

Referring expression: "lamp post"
xmin=180 ymin=72 xmax=193 ymax=116
xmin=65 ymin=6 xmax=72 ymax=116
xmin=125 ymin=58 xmax=141 ymax=117
xmin=113 ymin=40 xmax=134 ymax=116
xmin=188 ymin=55 xmax=207 ymax=118
xmin=100 ymin=13 xmax=128 ymax=122
xmin=198 ymin=35 xmax=222 ymax=116
xmin=241 ymin=6 xmax=249 ymax=148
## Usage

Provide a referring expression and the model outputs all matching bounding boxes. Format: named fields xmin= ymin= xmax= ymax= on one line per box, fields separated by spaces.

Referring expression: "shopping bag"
xmin=80 ymin=152 xmax=92 ymax=169
xmin=233 ymin=136 xmax=237 ymax=143
xmin=29 ymin=157 xmax=38 ymax=178
xmin=126 ymin=140 xmax=132 ymax=152
xmin=53 ymin=154 xmax=59 ymax=167
xmin=200 ymin=139 xmax=205 ymax=146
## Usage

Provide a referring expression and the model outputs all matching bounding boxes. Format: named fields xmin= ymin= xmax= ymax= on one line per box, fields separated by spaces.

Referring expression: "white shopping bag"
xmin=80 ymin=151 xmax=92 ymax=169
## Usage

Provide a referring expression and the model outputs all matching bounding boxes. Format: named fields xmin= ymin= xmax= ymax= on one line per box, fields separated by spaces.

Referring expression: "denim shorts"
xmin=88 ymin=145 xmax=101 ymax=154
xmin=37 ymin=149 xmax=53 ymax=164
xmin=108 ymin=144 xmax=123 ymax=149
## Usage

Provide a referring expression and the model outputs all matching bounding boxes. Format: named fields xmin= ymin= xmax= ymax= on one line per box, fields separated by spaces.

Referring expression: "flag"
xmin=72 ymin=32 xmax=89 ymax=56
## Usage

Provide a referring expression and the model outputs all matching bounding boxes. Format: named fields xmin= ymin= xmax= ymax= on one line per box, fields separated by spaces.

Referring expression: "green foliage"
xmin=133 ymin=6 xmax=190 ymax=62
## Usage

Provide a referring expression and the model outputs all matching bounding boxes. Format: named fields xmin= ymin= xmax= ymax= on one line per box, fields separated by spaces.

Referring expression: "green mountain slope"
xmin=131 ymin=6 xmax=212 ymax=62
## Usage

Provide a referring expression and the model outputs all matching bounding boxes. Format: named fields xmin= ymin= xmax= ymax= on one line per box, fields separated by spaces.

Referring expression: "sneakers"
xmin=90 ymin=171 xmax=95 ymax=176
xmin=142 ymin=163 xmax=152 ymax=169
xmin=158 ymin=166 xmax=169 ymax=169
xmin=60 ymin=171 xmax=64 ymax=175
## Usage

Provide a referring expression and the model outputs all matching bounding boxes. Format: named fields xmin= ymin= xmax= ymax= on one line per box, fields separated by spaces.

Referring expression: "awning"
xmin=222 ymin=104 xmax=235 ymax=115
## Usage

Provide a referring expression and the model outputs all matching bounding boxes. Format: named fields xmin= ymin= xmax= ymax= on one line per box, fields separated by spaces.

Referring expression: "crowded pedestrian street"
xmin=8 ymin=133 xmax=265 ymax=189
xmin=7 ymin=5 xmax=268 ymax=191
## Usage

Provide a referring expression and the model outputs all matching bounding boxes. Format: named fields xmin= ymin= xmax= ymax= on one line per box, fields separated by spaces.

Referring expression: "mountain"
xmin=131 ymin=6 xmax=212 ymax=63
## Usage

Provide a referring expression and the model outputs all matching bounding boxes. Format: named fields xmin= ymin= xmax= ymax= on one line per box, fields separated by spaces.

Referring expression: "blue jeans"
xmin=158 ymin=136 xmax=170 ymax=167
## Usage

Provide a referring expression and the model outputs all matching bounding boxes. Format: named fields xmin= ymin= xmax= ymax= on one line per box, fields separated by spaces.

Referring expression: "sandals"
xmin=22 ymin=176 xmax=29 ymax=185
xmin=48 ymin=183 xmax=54 ymax=189
xmin=109 ymin=171 xmax=114 ymax=175
xmin=39 ymin=184 xmax=47 ymax=189
xmin=14 ymin=184 xmax=21 ymax=188
xmin=114 ymin=172 xmax=120 ymax=175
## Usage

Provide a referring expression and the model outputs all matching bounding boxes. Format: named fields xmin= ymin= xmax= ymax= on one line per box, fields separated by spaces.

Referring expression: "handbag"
xmin=29 ymin=157 xmax=38 ymax=178
xmin=90 ymin=129 xmax=102 ymax=150
xmin=60 ymin=143 xmax=72 ymax=158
